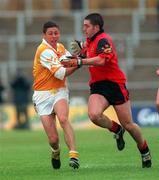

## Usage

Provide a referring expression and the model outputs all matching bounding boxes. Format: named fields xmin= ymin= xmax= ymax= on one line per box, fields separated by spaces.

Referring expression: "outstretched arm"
xmin=60 ymin=56 xmax=105 ymax=68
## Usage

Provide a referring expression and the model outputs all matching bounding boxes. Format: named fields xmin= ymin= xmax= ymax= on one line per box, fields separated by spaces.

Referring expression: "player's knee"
xmin=48 ymin=134 xmax=59 ymax=144
xmin=88 ymin=111 xmax=100 ymax=123
xmin=58 ymin=115 xmax=68 ymax=128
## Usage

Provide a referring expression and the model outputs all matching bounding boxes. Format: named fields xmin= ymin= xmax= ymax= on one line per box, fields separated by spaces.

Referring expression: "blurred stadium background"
xmin=0 ymin=0 xmax=159 ymax=129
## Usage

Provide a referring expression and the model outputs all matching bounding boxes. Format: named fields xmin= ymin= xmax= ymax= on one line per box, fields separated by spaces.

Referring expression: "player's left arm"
xmin=82 ymin=38 xmax=114 ymax=65
xmin=80 ymin=38 xmax=114 ymax=66
xmin=60 ymin=55 xmax=105 ymax=67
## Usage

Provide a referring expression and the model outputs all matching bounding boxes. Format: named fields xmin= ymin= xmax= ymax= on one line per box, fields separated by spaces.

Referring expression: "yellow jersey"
xmin=33 ymin=39 xmax=71 ymax=90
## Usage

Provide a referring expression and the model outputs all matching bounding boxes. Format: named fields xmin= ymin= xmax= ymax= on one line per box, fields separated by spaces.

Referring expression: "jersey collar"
xmin=88 ymin=29 xmax=104 ymax=42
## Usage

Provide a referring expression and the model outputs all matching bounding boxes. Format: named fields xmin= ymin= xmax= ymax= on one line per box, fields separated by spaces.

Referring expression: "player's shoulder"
xmin=57 ymin=42 xmax=65 ymax=49
xmin=98 ymin=32 xmax=113 ymax=46
xmin=37 ymin=41 xmax=48 ymax=52
xmin=57 ymin=42 xmax=67 ymax=53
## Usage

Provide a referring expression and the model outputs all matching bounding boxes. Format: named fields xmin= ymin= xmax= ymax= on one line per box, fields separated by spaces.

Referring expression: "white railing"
xmin=0 ymin=8 xmax=142 ymax=47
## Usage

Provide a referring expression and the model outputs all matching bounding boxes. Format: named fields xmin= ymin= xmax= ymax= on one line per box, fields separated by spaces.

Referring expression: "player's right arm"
xmin=40 ymin=48 xmax=77 ymax=80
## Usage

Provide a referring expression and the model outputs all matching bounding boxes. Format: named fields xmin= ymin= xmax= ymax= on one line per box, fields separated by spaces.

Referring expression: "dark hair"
xmin=43 ymin=21 xmax=59 ymax=33
xmin=84 ymin=13 xmax=104 ymax=30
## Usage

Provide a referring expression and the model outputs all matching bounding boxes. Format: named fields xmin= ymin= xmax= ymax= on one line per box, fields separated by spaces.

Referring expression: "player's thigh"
xmin=88 ymin=94 xmax=109 ymax=115
xmin=40 ymin=115 xmax=58 ymax=136
xmin=54 ymin=99 xmax=69 ymax=122
xmin=114 ymin=100 xmax=133 ymax=126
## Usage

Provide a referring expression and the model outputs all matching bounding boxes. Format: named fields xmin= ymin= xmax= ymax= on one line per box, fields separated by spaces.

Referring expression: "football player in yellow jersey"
xmin=32 ymin=21 xmax=79 ymax=169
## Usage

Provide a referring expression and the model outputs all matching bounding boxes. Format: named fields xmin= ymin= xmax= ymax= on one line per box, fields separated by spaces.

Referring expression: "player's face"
xmin=43 ymin=27 xmax=60 ymax=48
xmin=83 ymin=19 xmax=99 ymax=38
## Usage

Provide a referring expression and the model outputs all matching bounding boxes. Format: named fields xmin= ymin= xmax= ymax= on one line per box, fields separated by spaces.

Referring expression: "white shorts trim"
xmin=32 ymin=88 xmax=69 ymax=116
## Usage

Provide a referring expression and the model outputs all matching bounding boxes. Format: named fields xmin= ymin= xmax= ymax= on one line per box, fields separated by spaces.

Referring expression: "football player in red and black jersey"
xmin=61 ymin=13 xmax=151 ymax=168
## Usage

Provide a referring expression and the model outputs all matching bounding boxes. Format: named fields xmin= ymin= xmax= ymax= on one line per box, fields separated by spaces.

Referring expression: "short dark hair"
xmin=43 ymin=21 xmax=59 ymax=33
xmin=84 ymin=13 xmax=104 ymax=30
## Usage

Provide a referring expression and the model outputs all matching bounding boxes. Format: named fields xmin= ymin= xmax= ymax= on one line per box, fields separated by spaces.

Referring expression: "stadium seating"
xmin=0 ymin=0 xmax=158 ymax=103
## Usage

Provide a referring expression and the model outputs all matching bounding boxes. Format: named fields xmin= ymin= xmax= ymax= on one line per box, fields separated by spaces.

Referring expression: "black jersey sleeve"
xmin=96 ymin=38 xmax=112 ymax=55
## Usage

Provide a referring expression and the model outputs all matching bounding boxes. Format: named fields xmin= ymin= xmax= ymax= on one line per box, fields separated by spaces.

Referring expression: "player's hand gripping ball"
xmin=60 ymin=57 xmax=83 ymax=68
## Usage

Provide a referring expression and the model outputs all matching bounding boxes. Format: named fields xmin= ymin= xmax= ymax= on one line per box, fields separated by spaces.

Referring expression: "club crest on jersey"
xmin=102 ymin=44 xmax=112 ymax=53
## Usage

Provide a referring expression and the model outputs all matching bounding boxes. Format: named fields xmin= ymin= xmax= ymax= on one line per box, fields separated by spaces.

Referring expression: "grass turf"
xmin=0 ymin=128 xmax=158 ymax=180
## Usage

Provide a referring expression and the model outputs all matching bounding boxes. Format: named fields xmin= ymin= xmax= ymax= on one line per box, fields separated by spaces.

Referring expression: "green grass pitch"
xmin=0 ymin=128 xmax=158 ymax=180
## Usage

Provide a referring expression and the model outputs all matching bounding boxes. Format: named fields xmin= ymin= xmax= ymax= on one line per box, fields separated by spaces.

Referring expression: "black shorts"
xmin=90 ymin=80 xmax=129 ymax=105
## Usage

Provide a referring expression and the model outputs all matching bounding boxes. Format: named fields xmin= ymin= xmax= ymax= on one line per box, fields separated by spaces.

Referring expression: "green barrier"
xmin=0 ymin=104 xmax=119 ymax=130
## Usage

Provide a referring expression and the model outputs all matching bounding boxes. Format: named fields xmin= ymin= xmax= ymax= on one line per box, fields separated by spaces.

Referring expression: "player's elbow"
xmin=54 ymin=67 xmax=66 ymax=80
xmin=97 ymin=57 xmax=105 ymax=66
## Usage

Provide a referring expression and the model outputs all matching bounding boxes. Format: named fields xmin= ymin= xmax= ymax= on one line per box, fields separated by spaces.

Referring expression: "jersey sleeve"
xmin=40 ymin=49 xmax=61 ymax=74
xmin=59 ymin=49 xmax=72 ymax=61
xmin=96 ymin=38 xmax=114 ymax=60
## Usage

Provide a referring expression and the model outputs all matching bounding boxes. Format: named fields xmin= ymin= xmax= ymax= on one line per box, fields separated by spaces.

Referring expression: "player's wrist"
xmin=77 ymin=58 xmax=83 ymax=68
